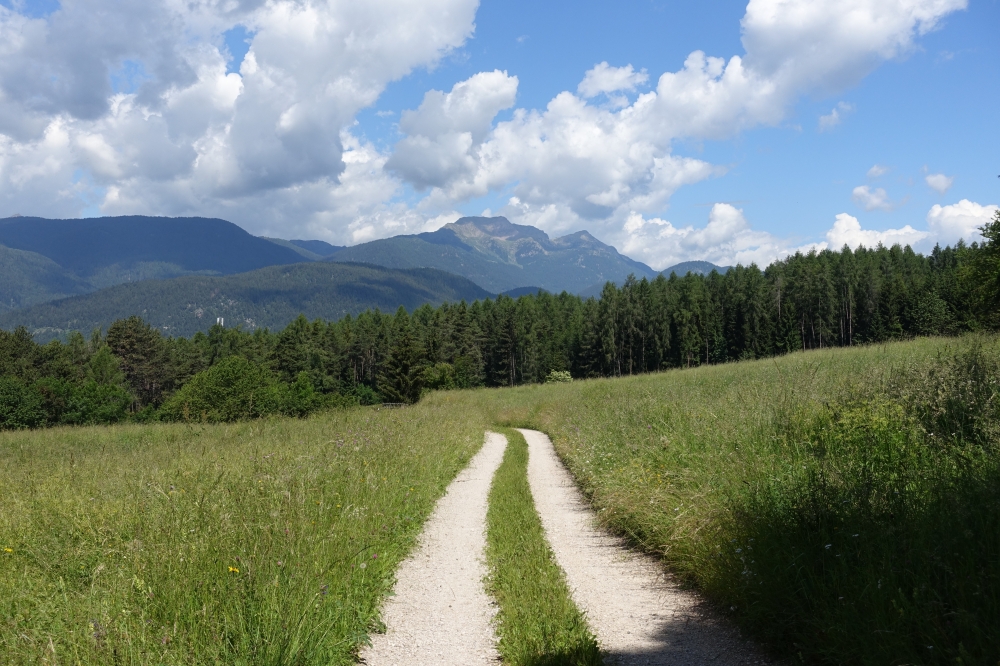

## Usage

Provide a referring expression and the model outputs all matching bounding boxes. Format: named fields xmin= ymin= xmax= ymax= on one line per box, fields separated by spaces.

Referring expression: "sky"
xmin=0 ymin=0 xmax=997 ymax=270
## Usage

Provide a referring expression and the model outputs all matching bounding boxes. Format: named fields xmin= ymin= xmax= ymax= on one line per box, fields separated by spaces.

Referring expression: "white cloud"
xmin=577 ymin=62 xmax=648 ymax=98
xmin=390 ymin=0 xmax=965 ymax=245
xmin=926 ymin=199 xmax=998 ymax=244
xmin=0 ymin=0 xmax=969 ymax=247
xmin=819 ymin=101 xmax=854 ymax=131
xmin=615 ymin=203 xmax=822 ymax=270
xmin=385 ymin=70 xmax=519 ymax=190
xmin=852 ymin=185 xmax=893 ymax=211
xmin=867 ymin=164 xmax=889 ymax=178
xmin=0 ymin=0 xmax=478 ymax=239
xmin=825 ymin=212 xmax=929 ymax=249
xmin=925 ymin=172 xmax=954 ymax=194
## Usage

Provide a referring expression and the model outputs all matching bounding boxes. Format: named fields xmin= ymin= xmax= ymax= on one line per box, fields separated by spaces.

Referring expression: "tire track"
xmin=360 ymin=432 xmax=507 ymax=666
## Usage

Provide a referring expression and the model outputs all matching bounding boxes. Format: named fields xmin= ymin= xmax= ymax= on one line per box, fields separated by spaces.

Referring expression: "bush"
xmin=545 ymin=370 xmax=573 ymax=384
xmin=159 ymin=356 xmax=287 ymax=422
xmin=66 ymin=381 xmax=132 ymax=425
xmin=0 ymin=377 xmax=46 ymax=430
xmin=422 ymin=362 xmax=457 ymax=391
xmin=32 ymin=377 xmax=74 ymax=425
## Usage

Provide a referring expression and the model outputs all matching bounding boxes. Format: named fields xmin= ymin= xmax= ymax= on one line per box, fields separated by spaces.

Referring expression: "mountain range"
xmin=324 ymin=216 xmax=658 ymax=294
xmin=0 ymin=213 xmax=726 ymax=337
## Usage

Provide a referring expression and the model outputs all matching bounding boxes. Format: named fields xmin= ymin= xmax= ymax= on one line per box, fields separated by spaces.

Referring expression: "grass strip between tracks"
xmin=485 ymin=428 xmax=601 ymax=666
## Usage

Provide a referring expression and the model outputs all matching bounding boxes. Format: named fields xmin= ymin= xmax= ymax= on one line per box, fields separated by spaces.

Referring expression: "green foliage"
xmin=545 ymin=370 xmax=572 ymax=383
xmin=377 ymin=309 xmax=425 ymax=404
xmin=422 ymin=362 xmax=457 ymax=391
xmin=486 ymin=429 xmax=601 ymax=665
xmin=967 ymin=210 xmax=1000 ymax=325
xmin=106 ymin=315 xmax=170 ymax=407
xmin=0 ymin=376 xmax=46 ymax=429
xmin=65 ymin=381 xmax=132 ymax=425
xmin=160 ymin=355 xmax=288 ymax=422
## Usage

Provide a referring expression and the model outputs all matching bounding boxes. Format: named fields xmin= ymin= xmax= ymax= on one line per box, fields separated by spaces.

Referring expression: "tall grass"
xmin=0 ymin=395 xmax=489 ymax=664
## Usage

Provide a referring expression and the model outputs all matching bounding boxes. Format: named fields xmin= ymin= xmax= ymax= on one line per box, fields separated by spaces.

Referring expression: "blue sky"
xmin=0 ymin=0 xmax=996 ymax=268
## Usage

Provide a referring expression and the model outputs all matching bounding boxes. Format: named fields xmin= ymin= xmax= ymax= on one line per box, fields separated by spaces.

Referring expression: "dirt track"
xmin=360 ymin=432 xmax=506 ymax=666
xmin=519 ymin=428 xmax=775 ymax=666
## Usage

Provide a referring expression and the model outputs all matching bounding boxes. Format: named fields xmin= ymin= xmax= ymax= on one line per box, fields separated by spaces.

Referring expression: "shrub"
xmin=32 ymin=377 xmax=74 ymax=425
xmin=422 ymin=362 xmax=457 ymax=391
xmin=0 ymin=376 xmax=46 ymax=430
xmin=545 ymin=370 xmax=573 ymax=384
xmin=159 ymin=356 xmax=287 ymax=422
xmin=66 ymin=381 xmax=132 ymax=425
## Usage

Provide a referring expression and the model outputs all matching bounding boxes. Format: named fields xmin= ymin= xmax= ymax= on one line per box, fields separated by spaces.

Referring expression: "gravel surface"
xmin=360 ymin=432 xmax=506 ymax=666
xmin=519 ymin=428 xmax=777 ymax=666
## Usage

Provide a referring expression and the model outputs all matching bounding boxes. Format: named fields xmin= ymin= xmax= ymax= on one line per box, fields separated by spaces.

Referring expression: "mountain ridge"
xmin=326 ymin=216 xmax=658 ymax=294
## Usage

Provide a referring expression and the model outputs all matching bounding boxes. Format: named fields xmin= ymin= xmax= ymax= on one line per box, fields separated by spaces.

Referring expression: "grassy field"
xmin=463 ymin=335 xmax=1000 ymax=664
xmin=0 ymin=400 xmax=490 ymax=664
xmin=3 ymin=335 xmax=998 ymax=664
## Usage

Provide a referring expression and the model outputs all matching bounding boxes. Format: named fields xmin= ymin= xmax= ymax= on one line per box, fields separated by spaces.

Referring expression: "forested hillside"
xmin=0 ymin=262 xmax=492 ymax=341
xmin=0 ymin=245 xmax=90 ymax=312
xmin=1 ymin=212 xmax=997 ymax=429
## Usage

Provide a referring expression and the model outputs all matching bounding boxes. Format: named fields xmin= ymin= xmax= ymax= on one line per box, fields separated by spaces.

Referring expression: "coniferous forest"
xmin=2 ymin=212 xmax=999 ymax=429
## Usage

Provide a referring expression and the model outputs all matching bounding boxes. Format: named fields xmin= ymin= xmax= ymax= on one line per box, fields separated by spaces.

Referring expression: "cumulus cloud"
xmin=825 ymin=212 xmax=929 ymax=249
xmin=0 ymin=0 xmax=477 ymax=240
xmin=852 ymin=185 xmax=893 ymax=211
xmin=385 ymin=70 xmax=518 ymax=190
xmin=577 ymin=62 xmax=648 ymax=98
xmin=867 ymin=164 xmax=889 ymax=178
xmin=614 ymin=203 xmax=821 ymax=270
xmin=925 ymin=172 xmax=954 ymax=194
xmin=818 ymin=101 xmax=854 ymax=131
xmin=926 ymin=199 xmax=998 ymax=244
xmin=390 ymin=0 xmax=966 ymax=246
xmin=0 ymin=0 xmax=969 ymax=247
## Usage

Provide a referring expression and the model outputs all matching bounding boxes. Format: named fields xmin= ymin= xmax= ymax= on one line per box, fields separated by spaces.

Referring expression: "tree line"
xmin=2 ymin=212 xmax=998 ymax=429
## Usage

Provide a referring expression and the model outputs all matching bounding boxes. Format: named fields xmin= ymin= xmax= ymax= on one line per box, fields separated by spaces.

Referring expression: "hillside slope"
xmin=0 ymin=215 xmax=304 ymax=286
xmin=0 ymin=262 xmax=492 ymax=340
xmin=327 ymin=216 xmax=657 ymax=294
xmin=0 ymin=244 xmax=91 ymax=313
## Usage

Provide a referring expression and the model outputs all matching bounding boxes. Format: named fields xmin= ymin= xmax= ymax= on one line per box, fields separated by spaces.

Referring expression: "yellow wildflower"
xmin=228 ymin=566 xmax=239 ymax=573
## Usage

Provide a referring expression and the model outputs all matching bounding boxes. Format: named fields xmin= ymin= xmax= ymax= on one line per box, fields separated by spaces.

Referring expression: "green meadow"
xmin=2 ymin=335 xmax=999 ymax=664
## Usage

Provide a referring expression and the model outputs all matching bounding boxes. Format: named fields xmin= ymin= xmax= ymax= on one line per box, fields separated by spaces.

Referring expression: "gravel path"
xmin=519 ymin=428 xmax=776 ymax=666
xmin=360 ymin=432 xmax=506 ymax=666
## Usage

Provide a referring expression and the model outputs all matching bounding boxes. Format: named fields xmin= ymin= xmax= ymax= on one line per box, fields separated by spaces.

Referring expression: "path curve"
xmin=360 ymin=432 xmax=507 ymax=666
xmin=519 ymin=428 xmax=775 ymax=666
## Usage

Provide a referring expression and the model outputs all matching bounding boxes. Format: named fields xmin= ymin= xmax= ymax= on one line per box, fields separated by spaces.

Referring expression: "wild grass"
xmin=5 ymin=336 xmax=998 ymax=665
xmin=0 ymin=395 xmax=489 ymax=664
xmin=485 ymin=429 xmax=601 ymax=666
xmin=458 ymin=335 xmax=1000 ymax=664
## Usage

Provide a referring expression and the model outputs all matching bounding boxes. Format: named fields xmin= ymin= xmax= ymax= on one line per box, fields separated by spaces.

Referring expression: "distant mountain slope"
xmin=0 ymin=262 xmax=491 ymax=341
xmin=290 ymin=239 xmax=343 ymax=256
xmin=326 ymin=216 xmax=657 ymax=294
xmin=0 ymin=245 xmax=90 ymax=313
xmin=0 ymin=215 xmax=304 ymax=282
xmin=577 ymin=260 xmax=731 ymax=298
xmin=661 ymin=261 xmax=730 ymax=277
xmin=262 ymin=237 xmax=326 ymax=261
